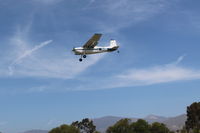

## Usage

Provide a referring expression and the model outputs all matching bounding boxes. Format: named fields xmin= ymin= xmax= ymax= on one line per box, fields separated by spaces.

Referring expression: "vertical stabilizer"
xmin=110 ymin=39 xmax=118 ymax=47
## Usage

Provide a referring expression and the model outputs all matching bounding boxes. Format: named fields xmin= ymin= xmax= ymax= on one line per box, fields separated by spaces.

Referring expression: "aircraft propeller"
xmin=72 ymin=47 xmax=75 ymax=52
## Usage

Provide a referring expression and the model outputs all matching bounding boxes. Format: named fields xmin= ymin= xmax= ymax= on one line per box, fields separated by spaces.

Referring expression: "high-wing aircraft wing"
xmin=83 ymin=33 xmax=102 ymax=48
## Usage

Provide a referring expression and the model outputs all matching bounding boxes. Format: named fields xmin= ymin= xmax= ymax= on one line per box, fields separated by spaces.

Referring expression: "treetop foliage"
xmin=106 ymin=119 xmax=173 ymax=133
xmin=185 ymin=102 xmax=200 ymax=133
xmin=71 ymin=118 xmax=98 ymax=133
xmin=49 ymin=124 xmax=79 ymax=133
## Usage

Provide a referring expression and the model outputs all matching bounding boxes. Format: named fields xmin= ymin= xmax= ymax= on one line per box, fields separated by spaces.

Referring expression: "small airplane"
xmin=72 ymin=33 xmax=119 ymax=61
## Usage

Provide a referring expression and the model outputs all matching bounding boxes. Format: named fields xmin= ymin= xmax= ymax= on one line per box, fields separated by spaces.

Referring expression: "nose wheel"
xmin=83 ymin=55 xmax=87 ymax=58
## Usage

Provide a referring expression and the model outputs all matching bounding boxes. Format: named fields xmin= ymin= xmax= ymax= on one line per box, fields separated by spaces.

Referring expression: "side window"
xmin=99 ymin=48 xmax=102 ymax=50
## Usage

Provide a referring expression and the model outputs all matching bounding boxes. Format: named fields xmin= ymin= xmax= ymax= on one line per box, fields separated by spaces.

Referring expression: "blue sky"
xmin=0 ymin=0 xmax=200 ymax=132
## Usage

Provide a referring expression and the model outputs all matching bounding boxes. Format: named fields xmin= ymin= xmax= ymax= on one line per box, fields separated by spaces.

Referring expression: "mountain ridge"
xmin=22 ymin=114 xmax=187 ymax=133
xmin=93 ymin=114 xmax=187 ymax=133
xmin=22 ymin=129 xmax=49 ymax=133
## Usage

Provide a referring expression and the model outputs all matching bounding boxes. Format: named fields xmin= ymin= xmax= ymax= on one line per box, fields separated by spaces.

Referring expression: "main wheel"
xmin=83 ymin=55 xmax=87 ymax=58
xmin=79 ymin=58 xmax=83 ymax=62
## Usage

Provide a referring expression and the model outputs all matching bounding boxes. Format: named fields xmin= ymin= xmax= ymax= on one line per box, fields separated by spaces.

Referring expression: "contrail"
xmin=8 ymin=40 xmax=53 ymax=75
xmin=174 ymin=54 xmax=186 ymax=65
xmin=13 ymin=40 xmax=52 ymax=64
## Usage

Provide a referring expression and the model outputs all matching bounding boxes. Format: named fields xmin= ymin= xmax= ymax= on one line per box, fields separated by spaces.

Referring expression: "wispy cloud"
xmin=8 ymin=40 xmax=52 ymax=75
xmin=0 ymin=22 xmax=104 ymax=79
xmin=114 ymin=56 xmax=200 ymax=88
xmin=13 ymin=40 xmax=52 ymax=65
xmin=68 ymin=56 xmax=200 ymax=91
xmin=85 ymin=0 xmax=174 ymax=33
xmin=6 ymin=50 xmax=104 ymax=79
xmin=173 ymin=55 xmax=186 ymax=65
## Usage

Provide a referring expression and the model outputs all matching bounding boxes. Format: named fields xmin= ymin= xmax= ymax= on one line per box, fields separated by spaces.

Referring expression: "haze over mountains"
xmin=22 ymin=130 xmax=49 ymax=133
xmin=93 ymin=114 xmax=186 ymax=133
xmin=22 ymin=114 xmax=186 ymax=133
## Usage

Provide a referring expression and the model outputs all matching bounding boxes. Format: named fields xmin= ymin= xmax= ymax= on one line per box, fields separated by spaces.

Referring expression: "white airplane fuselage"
xmin=73 ymin=38 xmax=119 ymax=61
xmin=72 ymin=39 xmax=119 ymax=55
xmin=72 ymin=46 xmax=119 ymax=55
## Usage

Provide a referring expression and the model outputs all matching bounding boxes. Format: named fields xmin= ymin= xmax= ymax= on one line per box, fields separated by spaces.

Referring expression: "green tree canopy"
xmin=106 ymin=118 xmax=131 ymax=133
xmin=185 ymin=102 xmax=200 ymax=132
xmin=49 ymin=124 xmax=80 ymax=133
xmin=150 ymin=122 xmax=170 ymax=133
xmin=71 ymin=118 xmax=98 ymax=133
xmin=131 ymin=119 xmax=150 ymax=133
xmin=106 ymin=119 xmax=173 ymax=133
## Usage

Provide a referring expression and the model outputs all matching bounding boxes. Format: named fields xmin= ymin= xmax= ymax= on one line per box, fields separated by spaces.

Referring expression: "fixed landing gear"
xmin=117 ymin=50 xmax=120 ymax=53
xmin=83 ymin=55 xmax=87 ymax=58
xmin=79 ymin=55 xmax=86 ymax=62
xmin=79 ymin=58 xmax=83 ymax=62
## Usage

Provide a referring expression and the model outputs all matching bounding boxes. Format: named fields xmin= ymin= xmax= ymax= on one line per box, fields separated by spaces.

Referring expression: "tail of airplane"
xmin=110 ymin=39 xmax=118 ymax=47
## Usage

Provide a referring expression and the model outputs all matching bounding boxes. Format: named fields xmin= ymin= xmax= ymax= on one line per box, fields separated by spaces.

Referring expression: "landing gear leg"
xmin=79 ymin=55 xmax=83 ymax=62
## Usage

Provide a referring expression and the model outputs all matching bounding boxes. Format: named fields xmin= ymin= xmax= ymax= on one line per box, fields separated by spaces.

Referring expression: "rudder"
xmin=110 ymin=39 xmax=118 ymax=47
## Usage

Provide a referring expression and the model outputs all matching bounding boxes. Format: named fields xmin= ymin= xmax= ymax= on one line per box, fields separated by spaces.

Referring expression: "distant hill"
xmin=93 ymin=114 xmax=187 ymax=133
xmin=93 ymin=116 xmax=124 ymax=132
xmin=144 ymin=114 xmax=168 ymax=123
xmin=22 ymin=129 xmax=48 ymax=133
xmin=163 ymin=114 xmax=187 ymax=131
xmin=93 ymin=116 xmax=137 ymax=132
xmin=22 ymin=114 xmax=187 ymax=133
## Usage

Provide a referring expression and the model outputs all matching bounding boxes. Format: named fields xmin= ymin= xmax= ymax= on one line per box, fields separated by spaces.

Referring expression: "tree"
xmin=71 ymin=118 xmax=97 ymax=133
xmin=131 ymin=119 xmax=150 ymax=133
xmin=106 ymin=118 xmax=132 ymax=133
xmin=185 ymin=102 xmax=200 ymax=132
xmin=106 ymin=119 xmax=173 ymax=133
xmin=150 ymin=122 xmax=170 ymax=133
xmin=107 ymin=119 xmax=152 ymax=133
xmin=49 ymin=124 xmax=80 ymax=133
